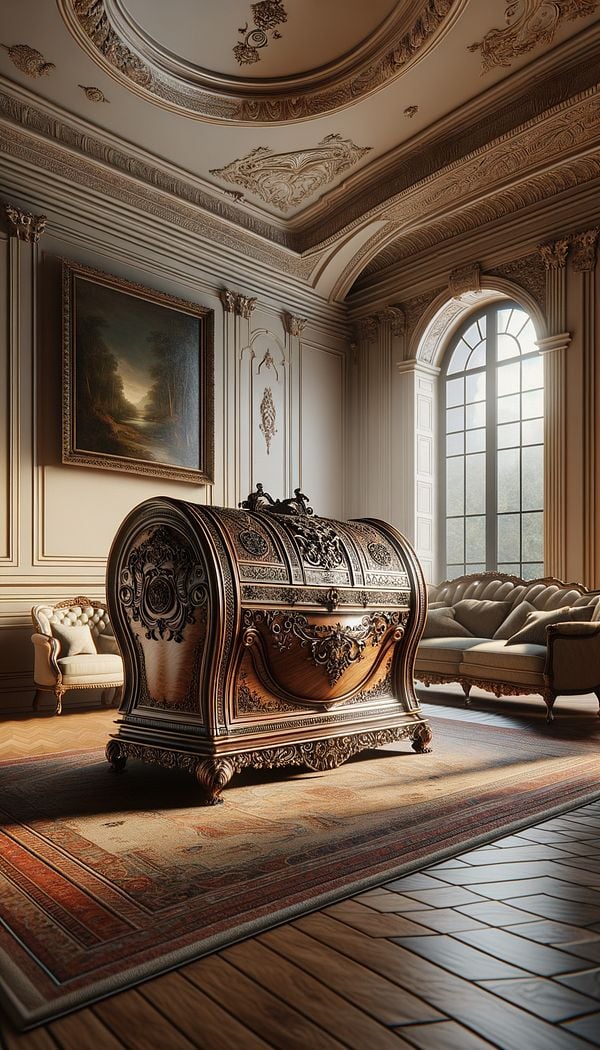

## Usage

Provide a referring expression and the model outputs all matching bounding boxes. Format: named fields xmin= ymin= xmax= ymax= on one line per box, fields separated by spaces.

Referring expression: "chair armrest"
xmin=545 ymin=621 xmax=600 ymax=692
xmin=31 ymin=632 xmax=61 ymax=685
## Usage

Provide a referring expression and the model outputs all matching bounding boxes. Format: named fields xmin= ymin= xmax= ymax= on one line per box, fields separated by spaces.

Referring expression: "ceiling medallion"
xmin=59 ymin=0 xmax=464 ymax=124
xmin=78 ymin=84 xmax=110 ymax=103
xmin=210 ymin=134 xmax=372 ymax=211
xmin=469 ymin=0 xmax=598 ymax=72
xmin=234 ymin=1 xmax=287 ymax=66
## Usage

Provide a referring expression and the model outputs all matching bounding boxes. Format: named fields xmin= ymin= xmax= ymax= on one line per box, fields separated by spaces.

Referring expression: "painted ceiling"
xmin=1 ymin=0 xmax=599 ymax=297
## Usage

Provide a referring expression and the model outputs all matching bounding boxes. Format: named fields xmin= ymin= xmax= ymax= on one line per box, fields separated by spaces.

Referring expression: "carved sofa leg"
xmin=461 ymin=681 xmax=472 ymax=706
xmin=106 ymin=740 xmax=127 ymax=773
xmin=411 ymin=722 xmax=433 ymax=754
xmin=53 ymin=686 xmax=65 ymax=716
xmin=195 ymin=758 xmax=235 ymax=805
xmin=543 ymin=688 xmax=556 ymax=724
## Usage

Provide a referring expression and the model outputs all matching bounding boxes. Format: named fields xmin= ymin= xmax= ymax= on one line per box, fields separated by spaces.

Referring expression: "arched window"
xmin=441 ymin=302 xmax=543 ymax=580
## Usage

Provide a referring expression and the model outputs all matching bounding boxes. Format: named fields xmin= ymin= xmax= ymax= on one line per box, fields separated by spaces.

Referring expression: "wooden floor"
xmin=1 ymin=694 xmax=600 ymax=1049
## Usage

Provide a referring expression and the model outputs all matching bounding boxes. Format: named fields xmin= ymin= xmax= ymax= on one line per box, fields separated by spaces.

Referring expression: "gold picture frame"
xmin=62 ymin=259 xmax=214 ymax=484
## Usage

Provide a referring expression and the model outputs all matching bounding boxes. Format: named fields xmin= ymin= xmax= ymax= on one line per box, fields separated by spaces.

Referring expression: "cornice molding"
xmin=3 ymin=202 xmax=47 ymax=242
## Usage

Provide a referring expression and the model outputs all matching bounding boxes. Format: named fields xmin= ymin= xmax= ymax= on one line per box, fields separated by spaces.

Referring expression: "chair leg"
xmin=461 ymin=681 xmax=472 ymax=706
xmin=53 ymin=686 xmax=65 ymax=716
xmin=543 ymin=688 xmax=556 ymax=724
xmin=32 ymin=689 xmax=45 ymax=712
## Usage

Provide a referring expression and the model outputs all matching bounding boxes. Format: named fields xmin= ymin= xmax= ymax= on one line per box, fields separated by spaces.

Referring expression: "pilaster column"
xmin=396 ymin=359 xmax=440 ymax=583
xmin=572 ymin=228 xmax=599 ymax=585
xmin=220 ymin=288 xmax=257 ymax=506
xmin=4 ymin=204 xmax=46 ymax=569
xmin=282 ymin=312 xmax=306 ymax=494
xmin=537 ymin=238 xmax=571 ymax=581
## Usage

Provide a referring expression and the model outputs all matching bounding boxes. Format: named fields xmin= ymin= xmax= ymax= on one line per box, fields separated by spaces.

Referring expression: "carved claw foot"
xmin=195 ymin=758 xmax=234 ymax=805
xmin=106 ymin=740 xmax=127 ymax=773
xmin=411 ymin=723 xmax=433 ymax=754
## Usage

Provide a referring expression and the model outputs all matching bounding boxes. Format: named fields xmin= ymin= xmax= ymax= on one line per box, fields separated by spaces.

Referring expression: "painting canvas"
xmin=62 ymin=261 xmax=214 ymax=483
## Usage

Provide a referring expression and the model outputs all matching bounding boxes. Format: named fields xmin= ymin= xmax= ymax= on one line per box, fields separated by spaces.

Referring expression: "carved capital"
xmin=283 ymin=312 xmax=307 ymax=337
xmin=570 ymin=228 xmax=599 ymax=272
xmin=353 ymin=315 xmax=379 ymax=343
xmin=448 ymin=262 xmax=481 ymax=298
xmin=219 ymin=289 xmax=257 ymax=317
xmin=538 ymin=239 xmax=570 ymax=270
xmin=4 ymin=204 xmax=47 ymax=243
xmin=377 ymin=304 xmax=405 ymax=336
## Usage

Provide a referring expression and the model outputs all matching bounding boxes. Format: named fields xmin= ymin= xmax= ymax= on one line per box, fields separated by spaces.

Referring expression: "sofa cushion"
xmin=96 ymin=626 xmax=120 ymax=655
xmin=416 ymin=637 xmax=490 ymax=676
xmin=58 ymin=654 xmax=123 ymax=677
xmin=50 ymin=622 xmax=96 ymax=656
xmin=423 ymin=607 xmax=473 ymax=638
xmin=493 ymin=600 xmax=537 ymax=640
xmin=453 ymin=599 xmax=512 ymax=637
xmin=460 ymin=639 xmax=546 ymax=674
xmin=506 ymin=605 xmax=594 ymax=646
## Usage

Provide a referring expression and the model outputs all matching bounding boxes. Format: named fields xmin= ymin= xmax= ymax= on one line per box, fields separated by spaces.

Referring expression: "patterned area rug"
xmin=1 ymin=712 xmax=599 ymax=1029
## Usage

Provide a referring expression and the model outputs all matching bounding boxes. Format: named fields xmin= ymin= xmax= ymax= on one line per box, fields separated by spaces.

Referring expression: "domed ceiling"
xmin=1 ymin=0 xmax=599 ymax=296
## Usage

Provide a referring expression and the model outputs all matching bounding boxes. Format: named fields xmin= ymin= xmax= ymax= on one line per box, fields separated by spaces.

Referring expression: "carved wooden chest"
xmin=105 ymin=488 xmax=431 ymax=803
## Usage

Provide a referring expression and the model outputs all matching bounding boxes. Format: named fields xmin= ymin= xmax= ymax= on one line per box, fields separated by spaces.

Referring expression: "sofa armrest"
xmin=31 ymin=632 xmax=61 ymax=686
xmin=545 ymin=620 xmax=600 ymax=693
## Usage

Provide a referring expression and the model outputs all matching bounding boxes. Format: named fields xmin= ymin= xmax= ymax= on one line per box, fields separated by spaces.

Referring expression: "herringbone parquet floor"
xmin=1 ymin=690 xmax=600 ymax=1049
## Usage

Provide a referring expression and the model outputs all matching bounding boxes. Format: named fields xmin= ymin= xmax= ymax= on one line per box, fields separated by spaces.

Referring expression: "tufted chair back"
xmin=32 ymin=596 xmax=113 ymax=643
xmin=430 ymin=572 xmax=600 ymax=617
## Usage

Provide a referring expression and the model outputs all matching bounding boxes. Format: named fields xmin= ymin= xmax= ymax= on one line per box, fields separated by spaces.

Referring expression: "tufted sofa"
xmin=31 ymin=596 xmax=123 ymax=714
xmin=415 ymin=573 xmax=600 ymax=722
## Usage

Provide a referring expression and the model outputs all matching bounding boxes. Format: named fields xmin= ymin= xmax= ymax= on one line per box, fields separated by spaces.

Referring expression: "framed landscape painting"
xmin=62 ymin=260 xmax=214 ymax=484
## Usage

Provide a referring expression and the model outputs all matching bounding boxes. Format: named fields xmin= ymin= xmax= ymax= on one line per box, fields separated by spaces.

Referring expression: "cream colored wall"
xmin=0 ymin=195 xmax=349 ymax=715
xmin=347 ymin=190 xmax=600 ymax=588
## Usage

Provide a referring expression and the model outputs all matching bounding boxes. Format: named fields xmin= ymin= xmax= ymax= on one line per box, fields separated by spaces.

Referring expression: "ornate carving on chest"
xmin=288 ymin=518 xmax=344 ymax=571
xmin=238 ymin=529 xmax=269 ymax=558
xmin=367 ymin=541 xmax=392 ymax=567
xmin=245 ymin=609 xmax=406 ymax=686
xmin=119 ymin=526 xmax=207 ymax=642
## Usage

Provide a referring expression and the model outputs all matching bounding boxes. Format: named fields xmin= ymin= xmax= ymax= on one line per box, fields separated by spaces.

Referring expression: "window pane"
xmin=466 ymin=372 xmax=485 ymax=402
xmin=497 ymin=333 xmax=520 ymax=361
xmin=466 ymin=453 xmax=485 ymax=514
xmin=466 ymin=563 xmax=486 ymax=574
xmin=522 ymin=418 xmax=543 ymax=445
xmin=497 ymin=308 xmax=513 ymax=334
xmin=498 ymin=422 xmax=520 ymax=448
xmin=462 ymin=321 xmax=480 ymax=349
xmin=447 ymin=431 xmax=464 ymax=455
xmin=446 ymin=406 xmax=464 ymax=432
xmin=522 ymin=512 xmax=543 ymax=561
xmin=447 ymin=340 xmax=471 ymax=374
xmin=522 ymin=389 xmax=543 ymax=419
xmin=446 ymin=518 xmax=464 ymax=563
xmin=446 ymin=457 xmax=464 ymax=515
xmin=466 ymin=516 xmax=485 ymax=562
xmin=466 ymin=401 xmax=485 ymax=429
xmin=507 ymin=308 xmax=529 ymax=336
xmin=466 ymin=428 xmax=485 ymax=453
xmin=498 ymin=362 xmax=520 ymax=396
xmin=498 ymin=514 xmax=520 ymax=563
xmin=522 ymin=445 xmax=543 ymax=511
xmin=519 ymin=320 xmax=538 ymax=356
xmin=498 ymin=563 xmax=520 ymax=576
xmin=446 ymin=377 xmax=464 ymax=407
xmin=498 ymin=448 xmax=520 ymax=512
xmin=522 ymin=357 xmax=543 ymax=390
xmin=447 ymin=564 xmax=464 ymax=579
xmin=467 ymin=345 xmax=486 ymax=370
xmin=522 ymin=563 xmax=543 ymax=580
xmin=498 ymin=394 xmax=520 ymax=423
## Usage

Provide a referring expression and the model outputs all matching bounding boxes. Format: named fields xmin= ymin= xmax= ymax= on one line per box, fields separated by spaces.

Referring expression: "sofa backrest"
xmin=32 ymin=597 xmax=112 ymax=642
xmin=430 ymin=572 xmax=600 ymax=617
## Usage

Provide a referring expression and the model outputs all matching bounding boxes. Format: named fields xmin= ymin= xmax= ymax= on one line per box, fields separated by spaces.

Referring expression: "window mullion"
xmin=486 ymin=309 xmax=497 ymax=571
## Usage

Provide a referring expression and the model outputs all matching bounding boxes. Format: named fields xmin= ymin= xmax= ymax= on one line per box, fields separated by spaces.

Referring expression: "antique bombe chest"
xmin=105 ymin=488 xmax=431 ymax=803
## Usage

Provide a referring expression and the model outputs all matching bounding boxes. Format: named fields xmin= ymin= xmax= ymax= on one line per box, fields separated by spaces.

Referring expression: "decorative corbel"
xmin=448 ymin=263 xmax=481 ymax=298
xmin=219 ymin=288 xmax=257 ymax=317
xmin=538 ymin=239 xmax=569 ymax=270
xmin=570 ymin=228 xmax=599 ymax=273
xmin=283 ymin=312 xmax=307 ymax=337
xmin=377 ymin=304 xmax=405 ymax=336
xmin=4 ymin=203 xmax=47 ymax=243
xmin=352 ymin=315 xmax=379 ymax=343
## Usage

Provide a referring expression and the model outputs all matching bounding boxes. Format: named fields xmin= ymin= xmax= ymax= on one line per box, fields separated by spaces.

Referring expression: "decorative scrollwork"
xmin=367 ymin=542 xmax=392 ymax=567
xmin=119 ymin=525 xmax=206 ymax=642
xmin=233 ymin=1 xmax=287 ymax=66
xmin=238 ymin=529 xmax=269 ymax=557
xmin=240 ymin=483 xmax=313 ymax=516
xmin=288 ymin=518 xmax=344 ymax=570
xmin=247 ymin=609 xmax=406 ymax=685
xmin=259 ymin=387 xmax=277 ymax=454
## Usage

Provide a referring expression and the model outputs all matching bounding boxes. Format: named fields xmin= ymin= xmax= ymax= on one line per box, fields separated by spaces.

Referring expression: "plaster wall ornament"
xmin=538 ymin=238 xmax=570 ymax=269
xmin=468 ymin=0 xmax=598 ymax=73
xmin=486 ymin=254 xmax=547 ymax=314
xmin=257 ymin=349 xmax=280 ymax=380
xmin=78 ymin=84 xmax=109 ymax=103
xmin=4 ymin=203 xmax=47 ymax=243
xmin=0 ymin=43 xmax=55 ymax=78
xmin=234 ymin=1 xmax=287 ymax=66
xmin=404 ymin=106 xmax=419 ymax=118
xmin=60 ymin=0 xmax=461 ymax=123
xmin=220 ymin=289 xmax=258 ymax=316
xmin=283 ymin=313 xmax=307 ymax=337
xmin=448 ymin=262 xmax=481 ymax=298
xmin=570 ymin=227 xmax=599 ymax=271
xmin=210 ymin=135 xmax=372 ymax=213
xmin=378 ymin=305 xmax=406 ymax=336
xmin=353 ymin=316 xmax=380 ymax=343
xmin=259 ymin=387 xmax=277 ymax=454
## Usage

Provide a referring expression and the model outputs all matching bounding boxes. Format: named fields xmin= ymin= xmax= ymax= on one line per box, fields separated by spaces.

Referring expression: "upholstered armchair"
xmin=31 ymin=597 xmax=123 ymax=714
